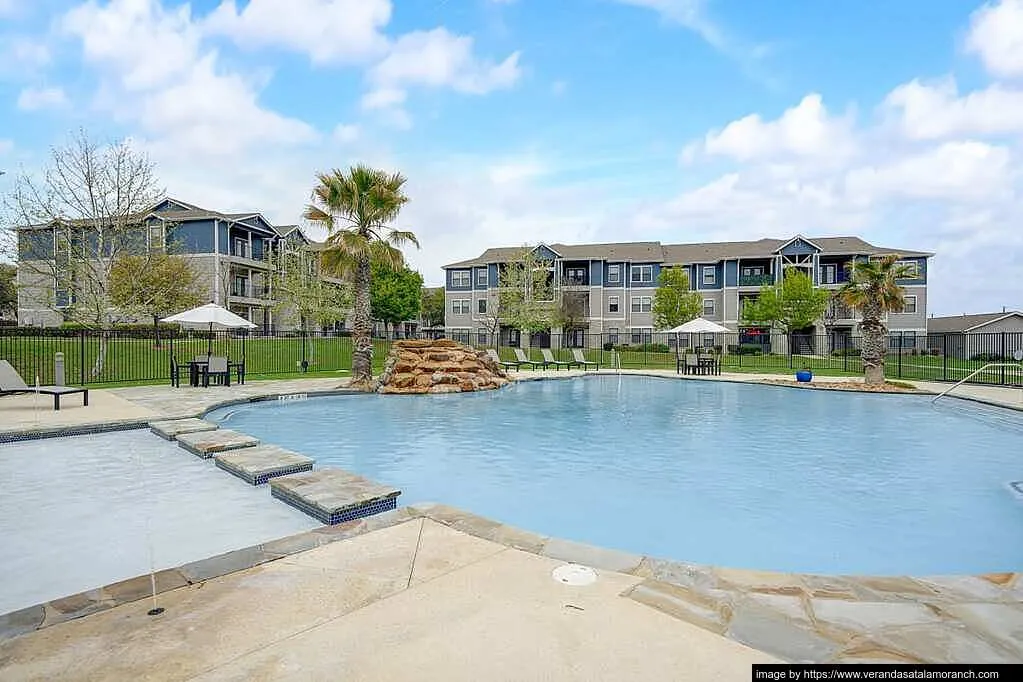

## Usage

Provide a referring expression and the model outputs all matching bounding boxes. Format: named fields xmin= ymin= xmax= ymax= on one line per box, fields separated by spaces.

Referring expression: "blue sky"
xmin=2 ymin=0 xmax=1022 ymax=315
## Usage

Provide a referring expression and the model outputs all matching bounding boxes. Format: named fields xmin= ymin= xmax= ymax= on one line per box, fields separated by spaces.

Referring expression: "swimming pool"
xmin=0 ymin=430 xmax=319 ymax=614
xmin=207 ymin=376 xmax=1023 ymax=576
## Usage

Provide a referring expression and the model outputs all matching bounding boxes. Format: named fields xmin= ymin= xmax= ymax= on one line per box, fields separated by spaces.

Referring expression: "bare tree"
xmin=2 ymin=129 xmax=163 ymax=375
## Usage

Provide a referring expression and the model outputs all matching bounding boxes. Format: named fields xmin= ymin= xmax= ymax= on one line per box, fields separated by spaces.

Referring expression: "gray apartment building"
xmin=15 ymin=197 xmax=325 ymax=332
xmin=442 ymin=235 xmax=933 ymax=351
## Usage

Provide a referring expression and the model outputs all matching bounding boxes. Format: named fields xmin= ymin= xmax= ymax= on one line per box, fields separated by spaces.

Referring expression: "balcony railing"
xmin=230 ymin=283 xmax=270 ymax=299
xmin=738 ymin=274 xmax=774 ymax=287
xmin=562 ymin=273 xmax=588 ymax=286
xmin=827 ymin=304 xmax=855 ymax=320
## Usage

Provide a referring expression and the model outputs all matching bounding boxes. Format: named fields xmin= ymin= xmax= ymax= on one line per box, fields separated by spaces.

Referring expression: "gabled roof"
xmin=926 ymin=311 xmax=1023 ymax=333
xmin=773 ymin=235 xmax=822 ymax=253
xmin=443 ymin=242 xmax=664 ymax=268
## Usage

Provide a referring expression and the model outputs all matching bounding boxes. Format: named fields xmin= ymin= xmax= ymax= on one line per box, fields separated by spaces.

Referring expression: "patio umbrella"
xmin=162 ymin=303 xmax=256 ymax=355
xmin=665 ymin=318 xmax=732 ymax=353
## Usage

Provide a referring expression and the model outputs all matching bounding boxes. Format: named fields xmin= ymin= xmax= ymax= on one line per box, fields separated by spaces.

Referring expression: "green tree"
xmin=652 ymin=267 xmax=702 ymax=330
xmin=420 ymin=287 xmax=445 ymax=328
xmin=304 ymin=165 xmax=419 ymax=389
xmin=0 ymin=262 xmax=16 ymax=320
xmin=497 ymin=247 xmax=555 ymax=347
xmin=742 ymin=269 xmax=831 ymax=334
xmin=109 ymin=252 xmax=204 ymax=347
xmin=838 ymin=254 xmax=915 ymax=386
xmin=371 ymin=260 xmax=423 ymax=338
xmin=556 ymin=291 xmax=589 ymax=332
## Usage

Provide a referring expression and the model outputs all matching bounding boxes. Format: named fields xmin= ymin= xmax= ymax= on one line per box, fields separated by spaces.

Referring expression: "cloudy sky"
xmin=1 ymin=0 xmax=1021 ymax=314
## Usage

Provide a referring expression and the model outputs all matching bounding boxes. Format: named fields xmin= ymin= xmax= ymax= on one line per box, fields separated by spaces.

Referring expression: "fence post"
xmin=897 ymin=331 xmax=903 ymax=379
xmin=1001 ymin=332 xmax=1007 ymax=385
xmin=79 ymin=329 xmax=86 ymax=385
xmin=843 ymin=336 xmax=848 ymax=372
xmin=942 ymin=334 xmax=948 ymax=382
xmin=788 ymin=333 xmax=793 ymax=369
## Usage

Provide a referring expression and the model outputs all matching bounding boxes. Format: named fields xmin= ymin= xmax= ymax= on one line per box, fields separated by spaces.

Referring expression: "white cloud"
xmin=16 ymin=86 xmax=68 ymax=111
xmin=551 ymin=80 xmax=567 ymax=96
xmin=683 ymin=94 xmax=856 ymax=163
xmin=203 ymin=0 xmax=391 ymax=64
xmin=61 ymin=0 xmax=317 ymax=157
xmin=368 ymin=28 xmax=521 ymax=96
xmin=965 ymin=0 xmax=1023 ymax=79
xmin=2 ymin=37 xmax=50 ymax=72
xmin=332 ymin=124 xmax=360 ymax=143
xmin=613 ymin=0 xmax=725 ymax=49
xmin=360 ymin=87 xmax=407 ymax=110
xmin=883 ymin=77 xmax=1023 ymax=139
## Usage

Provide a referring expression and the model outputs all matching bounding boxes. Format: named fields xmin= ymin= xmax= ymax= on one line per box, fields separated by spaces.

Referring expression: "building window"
xmin=608 ymin=296 xmax=619 ymax=313
xmin=449 ymin=328 xmax=471 ymax=344
xmin=901 ymin=295 xmax=917 ymax=314
xmin=607 ymin=264 xmax=621 ymax=284
xmin=821 ymin=264 xmax=837 ymax=284
xmin=476 ymin=267 xmax=489 ymax=287
xmin=741 ymin=266 xmax=764 ymax=276
xmin=477 ymin=298 xmax=487 ymax=314
xmin=631 ymin=296 xmax=651 ymax=313
xmin=451 ymin=299 xmax=470 ymax=315
xmin=477 ymin=328 xmax=489 ymax=346
xmin=149 ymin=224 xmax=165 ymax=251
xmin=631 ymin=265 xmax=653 ymax=283
xmin=889 ymin=331 xmax=917 ymax=349
xmin=702 ymin=333 xmax=715 ymax=347
xmin=451 ymin=270 xmax=471 ymax=287
xmin=702 ymin=266 xmax=716 ymax=286
xmin=607 ymin=327 xmax=619 ymax=345
xmin=630 ymin=327 xmax=652 ymax=344
xmin=896 ymin=260 xmax=920 ymax=278
xmin=565 ymin=267 xmax=587 ymax=285
xmin=702 ymin=299 xmax=715 ymax=317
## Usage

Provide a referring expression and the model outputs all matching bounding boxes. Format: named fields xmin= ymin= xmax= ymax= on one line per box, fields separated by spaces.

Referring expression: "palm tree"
xmin=303 ymin=165 xmax=418 ymax=389
xmin=838 ymin=254 xmax=915 ymax=386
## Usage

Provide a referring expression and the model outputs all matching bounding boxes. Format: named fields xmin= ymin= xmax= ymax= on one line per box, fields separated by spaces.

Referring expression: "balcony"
xmin=738 ymin=273 xmax=774 ymax=287
xmin=230 ymin=283 xmax=270 ymax=300
xmin=826 ymin=303 xmax=855 ymax=320
xmin=561 ymin=266 xmax=589 ymax=287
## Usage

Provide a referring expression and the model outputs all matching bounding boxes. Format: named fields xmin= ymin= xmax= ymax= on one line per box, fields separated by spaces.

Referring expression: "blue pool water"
xmin=207 ymin=376 xmax=1023 ymax=575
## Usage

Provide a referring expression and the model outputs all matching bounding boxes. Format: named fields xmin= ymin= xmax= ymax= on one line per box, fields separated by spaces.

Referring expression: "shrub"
xmin=970 ymin=352 xmax=1006 ymax=362
xmin=603 ymin=341 xmax=615 ymax=351
xmin=736 ymin=343 xmax=764 ymax=356
xmin=927 ymin=348 xmax=941 ymax=356
xmin=831 ymin=347 xmax=861 ymax=357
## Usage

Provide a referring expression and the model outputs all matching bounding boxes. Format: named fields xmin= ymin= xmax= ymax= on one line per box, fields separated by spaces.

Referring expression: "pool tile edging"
xmin=2 ymin=503 xmax=1020 ymax=664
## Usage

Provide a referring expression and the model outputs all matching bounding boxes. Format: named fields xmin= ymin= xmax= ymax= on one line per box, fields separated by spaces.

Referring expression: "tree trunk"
xmin=351 ymin=257 xmax=374 ymax=389
xmin=153 ymin=314 xmax=162 ymax=349
xmin=859 ymin=302 xmax=887 ymax=386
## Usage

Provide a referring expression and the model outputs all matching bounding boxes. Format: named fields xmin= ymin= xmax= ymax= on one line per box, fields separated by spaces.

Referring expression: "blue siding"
xmin=897 ymin=256 xmax=928 ymax=285
xmin=168 ymin=220 xmax=216 ymax=254
xmin=218 ymin=222 xmax=229 ymax=254
xmin=18 ymin=229 xmax=53 ymax=260
xmin=534 ymin=244 xmax=559 ymax=261
xmin=474 ymin=266 xmax=489 ymax=290
xmin=488 ymin=263 xmax=499 ymax=289
xmin=604 ymin=262 xmax=625 ymax=286
xmin=252 ymin=237 xmax=265 ymax=260
xmin=590 ymin=260 xmax=603 ymax=286
xmin=446 ymin=268 xmax=472 ymax=291
xmin=696 ymin=263 xmax=723 ymax=290
xmin=151 ymin=198 xmax=192 ymax=212
xmin=724 ymin=260 xmax=738 ymax=287
xmin=778 ymin=237 xmax=820 ymax=256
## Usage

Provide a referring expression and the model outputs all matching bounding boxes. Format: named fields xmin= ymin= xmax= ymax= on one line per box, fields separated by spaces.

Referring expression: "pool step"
xmin=215 ymin=445 xmax=315 ymax=485
xmin=270 ymin=468 xmax=401 ymax=525
xmin=149 ymin=418 xmax=219 ymax=441
xmin=176 ymin=429 xmax=259 ymax=459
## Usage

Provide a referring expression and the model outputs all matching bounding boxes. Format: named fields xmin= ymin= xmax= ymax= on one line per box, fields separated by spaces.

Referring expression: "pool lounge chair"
xmin=571 ymin=349 xmax=599 ymax=370
xmin=0 ymin=360 xmax=89 ymax=411
xmin=512 ymin=348 xmax=543 ymax=369
xmin=486 ymin=348 xmax=521 ymax=371
xmin=540 ymin=349 xmax=578 ymax=370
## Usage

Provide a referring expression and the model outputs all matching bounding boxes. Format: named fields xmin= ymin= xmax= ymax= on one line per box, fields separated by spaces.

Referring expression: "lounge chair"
xmin=0 ymin=360 xmax=89 ymax=411
xmin=486 ymin=348 xmax=521 ymax=371
xmin=204 ymin=356 xmax=231 ymax=387
xmin=540 ymin=348 xmax=577 ymax=370
xmin=512 ymin=348 xmax=542 ymax=369
xmin=571 ymin=349 xmax=599 ymax=370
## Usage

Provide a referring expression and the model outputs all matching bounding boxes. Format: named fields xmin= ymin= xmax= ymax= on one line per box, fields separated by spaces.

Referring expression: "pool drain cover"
xmin=552 ymin=564 xmax=597 ymax=586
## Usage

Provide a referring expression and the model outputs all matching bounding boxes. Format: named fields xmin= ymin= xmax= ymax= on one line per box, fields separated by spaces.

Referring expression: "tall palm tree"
xmin=303 ymin=165 xmax=418 ymax=389
xmin=838 ymin=254 xmax=915 ymax=386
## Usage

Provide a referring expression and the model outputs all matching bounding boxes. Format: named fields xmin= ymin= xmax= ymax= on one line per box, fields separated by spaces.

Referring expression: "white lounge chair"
xmin=571 ymin=349 xmax=598 ymax=370
xmin=540 ymin=348 xmax=577 ymax=370
xmin=0 ymin=360 xmax=89 ymax=411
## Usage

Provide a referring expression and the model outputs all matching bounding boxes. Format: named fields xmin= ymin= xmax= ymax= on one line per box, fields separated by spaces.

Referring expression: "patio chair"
xmin=486 ymin=348 xmax=521 ymax=371
xmin=571 ymin=349 xmax=599 ymax=370
xmin=170 ymin=356 xmax=191 ymax=388
xmin=203 ymin=356 xmax=231 ymax=387
xmin=683 ymin=354 xmax=703 ymax=376
xmin=512 ymin=347 xmax=542 ymax=369
xmin=0 ymin=359 xmax=89 ymax=411
xmin=541 ymin=348 xmax=577 ymax=370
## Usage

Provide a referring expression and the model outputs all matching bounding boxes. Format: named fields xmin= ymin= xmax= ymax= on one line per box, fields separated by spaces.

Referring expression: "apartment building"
xmin=15 ymin=197 xmax=323 ymax=331
xmin=442 ymin=235 xmax=933 ymax=350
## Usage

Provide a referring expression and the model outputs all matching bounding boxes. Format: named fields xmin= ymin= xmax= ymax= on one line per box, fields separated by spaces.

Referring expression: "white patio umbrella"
xmin=162 ymin=303 xmax=255 ymax=355
xmin=665 ymin=318 xmax=732 ymax=353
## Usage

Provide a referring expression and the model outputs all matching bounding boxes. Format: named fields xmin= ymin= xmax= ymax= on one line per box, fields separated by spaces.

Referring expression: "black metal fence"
xmin=1 ymin=327 xmax=1021 ymax=387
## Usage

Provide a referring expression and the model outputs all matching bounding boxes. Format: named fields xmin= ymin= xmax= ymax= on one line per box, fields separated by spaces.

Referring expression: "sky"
xmin=1 ymin=0 xmax=1022 ymax=315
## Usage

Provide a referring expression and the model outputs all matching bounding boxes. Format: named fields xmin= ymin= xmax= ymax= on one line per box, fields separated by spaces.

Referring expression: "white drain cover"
xmin=552 ymin=564 xmax=597 ymax=586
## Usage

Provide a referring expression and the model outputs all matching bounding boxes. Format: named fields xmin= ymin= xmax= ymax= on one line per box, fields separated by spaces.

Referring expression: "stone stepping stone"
xmin=177 ymin=429 xmax=258 ymax=459
xmin=149 ymin=418 xmax=219 ymax=441
xmin=270 ymin=468 xmax=401 ymax=525
xmin=215 ymin=445 xmax=315 ymax=485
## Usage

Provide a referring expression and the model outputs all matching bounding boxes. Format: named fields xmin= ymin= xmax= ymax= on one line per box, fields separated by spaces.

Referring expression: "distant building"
xmin=926 ymin=311 xmax=1023 ymax=360
xmin=443 ymin=235 xmax=933 ymax=351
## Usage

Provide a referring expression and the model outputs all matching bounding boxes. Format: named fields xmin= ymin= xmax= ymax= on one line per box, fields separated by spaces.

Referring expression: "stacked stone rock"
xmin=377 ymin=339 xmax=510 ymax=394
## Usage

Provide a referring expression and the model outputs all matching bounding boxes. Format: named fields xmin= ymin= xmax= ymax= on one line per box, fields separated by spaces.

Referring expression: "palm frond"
xmin=386 ymin=229 xmax=420 ymax=250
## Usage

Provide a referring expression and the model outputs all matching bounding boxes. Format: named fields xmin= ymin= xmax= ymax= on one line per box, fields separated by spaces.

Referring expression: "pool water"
xmin=208 ymin=376 xmax=1023 ymax=576
xmin=0 ymin=430 xmax=319 ymax=614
